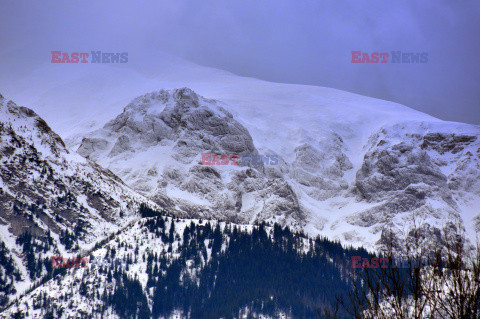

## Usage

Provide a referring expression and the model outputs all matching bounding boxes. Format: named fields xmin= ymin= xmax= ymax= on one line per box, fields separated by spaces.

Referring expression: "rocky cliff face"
xmin=77 ymin=88 xmax=305 ymax=228
xmin=0 ymin=94 xmax=158 ymax=302
xmin=74 ymin=88 xmax=480 ymax=249
xmin=349 ymin=122 xmax=480 ymax=243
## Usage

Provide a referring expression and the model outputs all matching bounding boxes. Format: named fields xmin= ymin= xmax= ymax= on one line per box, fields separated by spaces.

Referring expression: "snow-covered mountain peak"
xmin=121 ymin=88 xmax=200 ymax=115
xmin=1 ymin=51 xmax=479 ymax=250
xmin=0 ymin=95 xmax=67 ymax=158
xmin=0 ymin=96 xmax=161 ymax=304
xmin=71 ymin=85 xmax=480 ymax=250
xmin=79 ymin=87 xmax=255 ymax=164
xmin=111 ymin=87 xmax=234 ymax=133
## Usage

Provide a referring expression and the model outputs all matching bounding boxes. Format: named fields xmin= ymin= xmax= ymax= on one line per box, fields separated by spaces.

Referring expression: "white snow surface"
xmin=1 ymin=50 xmax=479 ymax=249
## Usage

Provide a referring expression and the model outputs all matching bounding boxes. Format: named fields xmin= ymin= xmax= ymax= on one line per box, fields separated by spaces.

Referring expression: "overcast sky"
xmin=1 ymin=0 xmax=479 ymax=124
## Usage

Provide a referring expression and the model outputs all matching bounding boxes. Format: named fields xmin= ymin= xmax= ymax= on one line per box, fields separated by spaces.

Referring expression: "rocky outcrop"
xmin=0 ymin=95 xmax=158 ymax=302
xmin=349 ymin=122 xmax=480 ymax=244
xmin=76 ymin=88 xmax=304 ymax=228
xmin=74 ymin=88 xmax=480 ymax=249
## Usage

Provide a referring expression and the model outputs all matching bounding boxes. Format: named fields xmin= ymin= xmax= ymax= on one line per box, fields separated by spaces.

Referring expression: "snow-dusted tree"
xmin=333 ymin=220 xmax=480 ymax=319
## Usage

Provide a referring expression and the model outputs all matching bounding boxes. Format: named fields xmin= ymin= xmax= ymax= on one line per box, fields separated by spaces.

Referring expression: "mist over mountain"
xmin=0 ymin=45 xmax=478 ymax=319
xmin=1 ymin=0 xmax=479 ymax=317
xmin=1 ymin=52 xmax=479 ymax=245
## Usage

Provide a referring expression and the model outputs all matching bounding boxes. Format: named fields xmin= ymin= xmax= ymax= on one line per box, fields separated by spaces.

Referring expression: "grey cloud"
xmin=0 ymin=0 xmax=478 ymax=124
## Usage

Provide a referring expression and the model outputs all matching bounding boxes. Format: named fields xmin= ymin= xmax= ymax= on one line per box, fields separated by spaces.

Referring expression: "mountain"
xmin=0 ymin=94 xmax=159 ymax=306
xmin=76 ymin=88 xmax=304 ymax=229
xmin=72 ymin=86 xmax=480 ymax=250
xmin=1 ymin=51 xmax=479 ymax=318
xmin=1 ymin=51 xmax=479 ymax=249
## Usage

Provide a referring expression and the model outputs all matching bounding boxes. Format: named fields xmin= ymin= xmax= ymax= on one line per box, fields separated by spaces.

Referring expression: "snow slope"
xmin=1 ymin=50 xmax=479 ymax=249
xmin=0 ymin=94 xmax=160 ymax=303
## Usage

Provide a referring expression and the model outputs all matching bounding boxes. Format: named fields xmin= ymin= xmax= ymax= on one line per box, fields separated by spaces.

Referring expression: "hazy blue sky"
xmin=1 ymin=0 xmax=479 ymax=124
